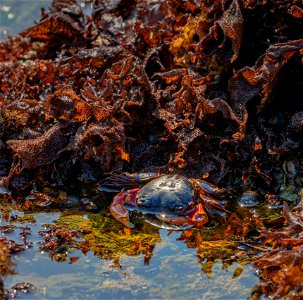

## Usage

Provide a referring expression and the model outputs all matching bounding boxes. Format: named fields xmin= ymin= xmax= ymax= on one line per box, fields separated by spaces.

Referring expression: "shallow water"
xmin=0 ymin=0 xmax=52 ymax=39
xmin=2 ymin=210 xmax=260 ymax=299
xmin=0 ymin=0 xmax=94 ymax=39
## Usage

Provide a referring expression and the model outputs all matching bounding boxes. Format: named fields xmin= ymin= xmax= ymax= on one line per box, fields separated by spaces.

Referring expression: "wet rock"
xmin=237 ymin=191 xmax=261 ymax=208
xmin=0 ymin=186 xmax=10 ymax=196
xmin=80 ymin=198 xmax=98 ymax=212
xmin=290 ymin=111 xmax=303 ymax=132
xmin=61 ymin=196 xmax=80 ymax=208
xmin=279 ymin=184 xmax=300 ymax=203
xmin=282 ymin=161 xmax=296 ymax=182
xmin=265 ymin=194 xmax=284 ymax=209
xmin=10 ymin=282 xmax=36 ymax=298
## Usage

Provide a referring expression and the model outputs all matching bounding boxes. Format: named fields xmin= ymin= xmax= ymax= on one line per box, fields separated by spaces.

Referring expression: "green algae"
xmin=56 ymin=212 xmax=161 ymax=264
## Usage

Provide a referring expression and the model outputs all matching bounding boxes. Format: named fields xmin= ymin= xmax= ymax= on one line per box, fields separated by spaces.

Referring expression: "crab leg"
xmin=199 ymin=194 xmax=229 ymax=216
xmin=193 ymin=179 xmax=229 ymax=213
xmin=109 ymin=188 xmax=140 ymax=228
xmin=194 ymin=179 xmax=230 ymax=198
xmin=101 ymin=172 xmax=162 ymax=189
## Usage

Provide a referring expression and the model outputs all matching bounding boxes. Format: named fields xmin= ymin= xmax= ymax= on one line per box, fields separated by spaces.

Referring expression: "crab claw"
xmin=188 ymin=203 xmax=208 ymax=227
xmin=109 ymin=188 xmax=139 ymax=228
xmin=110 ymin=201 xmax=135 ymax=228
xmin=199 ymin=194 xmax=229 ymax=217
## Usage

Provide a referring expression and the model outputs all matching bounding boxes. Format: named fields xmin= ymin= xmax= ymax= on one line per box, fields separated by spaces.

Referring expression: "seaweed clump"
xmin=0 ymin=238 xmax=16 ymax=300
xmin=254 ymin=203 xmax=303 ymax=299
xmin=0 ymin=0 xmax=301 ymax=193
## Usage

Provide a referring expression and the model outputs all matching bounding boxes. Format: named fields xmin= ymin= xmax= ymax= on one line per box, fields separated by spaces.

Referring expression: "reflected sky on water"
xmin=2 ymin=211 xmax=260 ymax=299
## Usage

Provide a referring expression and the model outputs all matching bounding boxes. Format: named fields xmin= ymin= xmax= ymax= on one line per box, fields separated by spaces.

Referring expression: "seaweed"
xmin=0 ymin=0 xmax=303 ymax=297
xmin=253 ymin=202 xmax=303 ymax=299
xmin=55 ymin=213 xmax=161 ymax=266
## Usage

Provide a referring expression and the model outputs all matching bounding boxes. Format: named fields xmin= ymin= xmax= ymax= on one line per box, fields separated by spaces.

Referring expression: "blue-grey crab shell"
xmin=136 ymin=174 xmax=196 ymax=215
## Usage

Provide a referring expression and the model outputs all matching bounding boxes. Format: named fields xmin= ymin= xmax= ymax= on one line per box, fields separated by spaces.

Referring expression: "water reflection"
xmin=1 ymin=210 xmax=260 ymax=299
xmin=0 ymin=0 xmax=92 ymax=40
xmin=0 ymin=1 xmax=50 ymax=39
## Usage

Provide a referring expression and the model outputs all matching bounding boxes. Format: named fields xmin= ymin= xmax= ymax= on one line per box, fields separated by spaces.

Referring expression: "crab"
xmin=101 ymin=173 xmax=229 ymax=229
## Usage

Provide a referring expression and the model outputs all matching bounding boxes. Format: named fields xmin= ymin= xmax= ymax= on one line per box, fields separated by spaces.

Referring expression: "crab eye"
xmin=174 ymin=205 xmax=186 ymax=212
xmin=193 ymin=214 xmax=207 ymax=223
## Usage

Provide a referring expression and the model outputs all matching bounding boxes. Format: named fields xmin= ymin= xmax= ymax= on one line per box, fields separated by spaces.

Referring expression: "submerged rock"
xmin=237 ymin=191 xmax=261 ymax=208
xmin=279 ymin=184 xmax=300 ymax=203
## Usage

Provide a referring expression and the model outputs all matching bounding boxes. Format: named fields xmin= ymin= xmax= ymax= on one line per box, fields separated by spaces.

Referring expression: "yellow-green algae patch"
xmin=56 ymin=213 xmax=161 ymax=263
